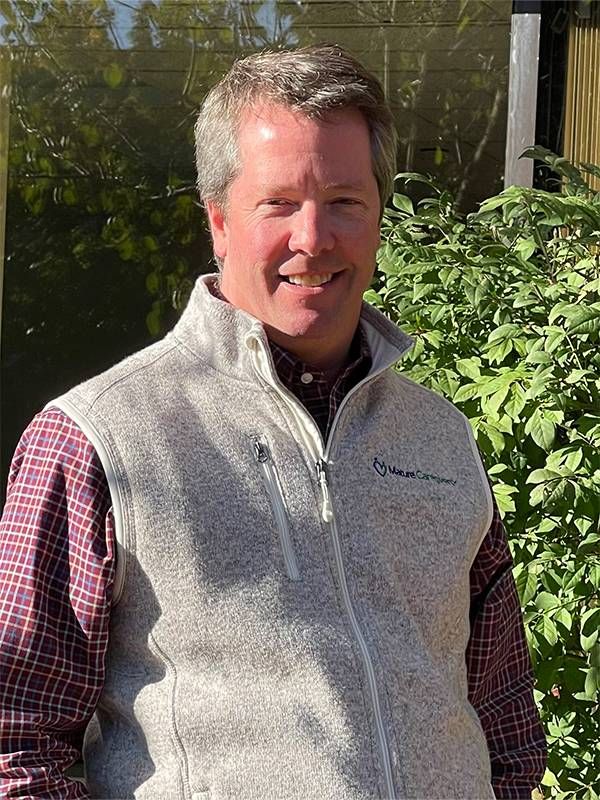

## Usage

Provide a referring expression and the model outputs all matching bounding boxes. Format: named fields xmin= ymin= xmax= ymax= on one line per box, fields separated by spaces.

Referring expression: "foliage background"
xmin=369 ymin=151 xmax=600 ymax=799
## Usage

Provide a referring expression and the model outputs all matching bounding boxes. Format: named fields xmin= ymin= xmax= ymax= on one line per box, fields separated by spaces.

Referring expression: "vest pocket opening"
xmin=251 ymin=436 xmax=301 ymax=581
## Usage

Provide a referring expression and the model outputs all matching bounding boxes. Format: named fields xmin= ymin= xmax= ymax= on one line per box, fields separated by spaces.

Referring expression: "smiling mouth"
xmin=282 ymin=273 xmax=334 ymax=287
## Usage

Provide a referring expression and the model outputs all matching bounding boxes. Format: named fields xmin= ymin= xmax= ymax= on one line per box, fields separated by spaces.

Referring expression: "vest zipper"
xmin=252 ymin=437 xmax=300 ymax=581
xmin=316 ymin=458 xmax=396 ymax=799
xmin=248 ymin=340 xmax=396 ymax=796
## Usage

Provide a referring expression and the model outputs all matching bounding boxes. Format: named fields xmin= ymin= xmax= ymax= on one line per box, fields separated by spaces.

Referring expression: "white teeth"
xmin=287 ymin=273 xmax=333 ymax=287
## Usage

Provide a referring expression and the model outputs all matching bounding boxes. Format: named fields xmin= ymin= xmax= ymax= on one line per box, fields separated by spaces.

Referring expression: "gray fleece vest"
xmin=51 ymin=275 xmax=495 ymax=800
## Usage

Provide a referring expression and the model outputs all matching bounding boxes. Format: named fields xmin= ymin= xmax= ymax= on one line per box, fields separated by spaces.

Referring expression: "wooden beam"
xmin=504 ymin=8 xmax=541 ymax=187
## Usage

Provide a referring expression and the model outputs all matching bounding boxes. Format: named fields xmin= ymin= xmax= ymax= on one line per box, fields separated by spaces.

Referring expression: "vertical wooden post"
xmin=504 ymin=2 xmax=541 ymax=188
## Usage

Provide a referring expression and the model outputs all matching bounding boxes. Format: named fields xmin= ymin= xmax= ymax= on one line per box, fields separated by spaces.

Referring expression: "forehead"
xmin=234 ymin=103 xmax=375 ymax=184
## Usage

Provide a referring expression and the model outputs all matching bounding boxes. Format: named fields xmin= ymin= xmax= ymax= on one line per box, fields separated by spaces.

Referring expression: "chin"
xmin=278 ymin=316 xmax=333 ymax=339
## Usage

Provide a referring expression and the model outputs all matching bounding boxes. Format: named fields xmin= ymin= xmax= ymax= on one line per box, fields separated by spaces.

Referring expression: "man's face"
xmin=206 ymin=103 xmax=381 ymax=369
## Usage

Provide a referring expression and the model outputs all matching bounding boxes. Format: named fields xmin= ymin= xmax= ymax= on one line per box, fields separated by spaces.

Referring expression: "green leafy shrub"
xmin=371 ymin=151 xmax=600 ymax=799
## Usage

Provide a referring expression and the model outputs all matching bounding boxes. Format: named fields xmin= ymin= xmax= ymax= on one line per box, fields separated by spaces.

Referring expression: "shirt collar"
xmin=209 ymin=281 xmax=372 ymax=393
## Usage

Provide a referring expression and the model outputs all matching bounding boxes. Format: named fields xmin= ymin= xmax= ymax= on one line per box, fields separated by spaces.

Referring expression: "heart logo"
xmin=373 ymin=457 xmax=387 ymax=477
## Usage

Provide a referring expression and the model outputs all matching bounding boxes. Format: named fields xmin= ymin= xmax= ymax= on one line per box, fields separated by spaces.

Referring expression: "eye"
xmin=264 ymin=198 xmax=292 ymax=206
xmin=333 ymin=197 xmax=361 ymax=206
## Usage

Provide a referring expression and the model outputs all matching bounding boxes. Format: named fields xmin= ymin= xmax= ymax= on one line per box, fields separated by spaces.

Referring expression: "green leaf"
xmin=541 ymin=768 xmax=560 ymax=787
xmin=142 ymin=235 xmax=159 ymax=253
xmin=581 ymin=629 xmax=599 ymax=653
xmin=535 ymin=592 xmax=559 ymax=611
xmin=484 ymin=385 xmax=510 ymax=416
xmin=504 ymin=384 xmax=526 ymax=420
xmin=578 ymin=531 xmax=600 ymax=550
xmin=487 ymin=323 xmax=522 ymax=343
xmin=581 ymin=609 xmax=600 ymax=652
xmin=429 ymin=304 xmax=450 ymax=325
xmin=363 ymin=289 xmax=381 ymax=305
xmin=525 ymin=410 xmax=556 ymax=451
xmin=455 ymin=359 xmax=481 ymax=381
xmin=538 ymin=615 xmax=558 ymax=646
xmin=493 ymin=482 xmax=517 ymax=514
xmin=564 ymin=368 xmax=594 ymax=384
xmin=564 ymin=304 xmax=600 ymax=335
xmin=563 ymin=566 xmax=586 ymax=591
xmin=527 ymin=468 xmax=562 ymax=484
xmin=477 ymin=373 xmax=519 ymax=398
xmin=584 ymin=666 xmax=600 ymax=698
xmin=516 ymin=238 xmax=536 ymax=261
xmin=555 ymin=607 xmax=572 ymax=631
xmin=453 ymin=383 xmax=479 ymax=403
xmin=544 ymin=327 xmax=566 ymax=353
xmin=525 ymin=350 xmax=552 ymax=365
xmin=392 ymin=193 xmax=414 ymax=214
xmin=480 ymin=421 xmax=505 ymax=454
xmin=485 ymin=339 xmax=513 ymax=365
xmin=413 ymin=283 xmax=436 ymax=302
xmin=516 ymin=569 xmax=538 ymax=605
xmin=146 ymin=308 xmax=161 ymax=337
xmin=565 ymin=449 xmax=583 ymax=471
xmin=145 ymin=272 xmax=159 ymax=295
xmin=528 ymin=484 xmax=545 ymax=507
xmin=103 ymin=62 xmax=124 ymax=89
xmin=478 ymin=194 xmax=511 ymax=212
xmin=394 ymin=172 xmax=442 ymax=193
xmin=549 ymin=301 xmax=572 ymax=325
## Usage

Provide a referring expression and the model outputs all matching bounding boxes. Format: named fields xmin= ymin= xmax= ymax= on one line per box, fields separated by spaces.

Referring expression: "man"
xmin=0 ymin=46 xmax=546 ymax=798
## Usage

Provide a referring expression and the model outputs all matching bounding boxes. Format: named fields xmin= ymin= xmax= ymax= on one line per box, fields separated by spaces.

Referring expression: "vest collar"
xmin=173 ymin=273 xmax=413 ymax=383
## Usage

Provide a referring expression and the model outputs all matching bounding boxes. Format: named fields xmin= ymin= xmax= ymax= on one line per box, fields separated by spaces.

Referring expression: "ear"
xmin=205 ymin=200 xmax=228 ymax=259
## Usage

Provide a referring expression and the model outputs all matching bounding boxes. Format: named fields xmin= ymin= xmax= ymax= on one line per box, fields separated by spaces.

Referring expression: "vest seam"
xmin=45 ymin=396 xmax=135 ymax=607
xmin=149 ymin=631 xmax=192 ymax=799
xmin=82 ymin=407 xmax=137 ymax=607
xmin=172 ymin=334 xmax=266 ymax=388
xmin=87 ymin=340 xmax=180 ymax=412
xmin=462 ymin=417 xmax=495 ymax=549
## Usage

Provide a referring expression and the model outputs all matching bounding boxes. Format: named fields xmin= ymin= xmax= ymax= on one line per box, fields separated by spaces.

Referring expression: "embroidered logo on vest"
xmin=372 ymin=457 xmax=457 ymax=486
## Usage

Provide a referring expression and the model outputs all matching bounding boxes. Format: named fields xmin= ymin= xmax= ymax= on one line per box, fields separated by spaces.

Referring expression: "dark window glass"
xmin=0 ymin=0 xmax=512 ymax=493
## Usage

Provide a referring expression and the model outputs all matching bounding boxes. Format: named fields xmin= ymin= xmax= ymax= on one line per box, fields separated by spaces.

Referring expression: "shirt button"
xmin=300 ymin=372 xmax=314 ymax=384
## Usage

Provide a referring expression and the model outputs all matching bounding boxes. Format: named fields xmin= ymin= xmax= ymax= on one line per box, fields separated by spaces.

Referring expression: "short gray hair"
xmin=194 ymin=44 xmax=397 ymax=212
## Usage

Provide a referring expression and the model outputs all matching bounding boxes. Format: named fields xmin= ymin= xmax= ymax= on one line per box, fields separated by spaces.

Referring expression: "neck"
xmin=210 ymin=278 xmax=356 ymax=376
xmin=264 ymin=326 xmax=352 ymax=375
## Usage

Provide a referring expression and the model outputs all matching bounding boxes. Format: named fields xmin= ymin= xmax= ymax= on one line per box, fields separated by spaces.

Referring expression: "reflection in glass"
xmin=0 ymin=0 xmax=511 ymax=492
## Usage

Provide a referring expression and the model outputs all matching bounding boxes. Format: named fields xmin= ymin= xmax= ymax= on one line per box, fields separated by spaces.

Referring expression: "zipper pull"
xmin=316 ymin=459 xmax=333 ymax=523
xmin=252 ymin=438 xmax=269 ymax=463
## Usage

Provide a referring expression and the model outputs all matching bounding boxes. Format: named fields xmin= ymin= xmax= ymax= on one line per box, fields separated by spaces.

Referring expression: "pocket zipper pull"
xmin=252 ymin=438 xmax=269 ymax=463
xmin=316 ymin=459 xmax=333 ymax=523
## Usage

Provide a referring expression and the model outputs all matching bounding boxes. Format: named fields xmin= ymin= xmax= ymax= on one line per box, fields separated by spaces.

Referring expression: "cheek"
xmin=245 ymin=222 xmax=291 ymax=262
xmin=339 ymin=220 xmax=380 ymax=256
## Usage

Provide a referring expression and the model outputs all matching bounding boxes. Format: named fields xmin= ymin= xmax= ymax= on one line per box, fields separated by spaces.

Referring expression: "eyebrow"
xmin=261 ymin=182 xmax=369 ymax=194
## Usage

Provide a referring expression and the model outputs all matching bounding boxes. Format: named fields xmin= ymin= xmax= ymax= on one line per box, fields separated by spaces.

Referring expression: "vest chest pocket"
xmin=251 ymin=436 xmax=301 ymax=581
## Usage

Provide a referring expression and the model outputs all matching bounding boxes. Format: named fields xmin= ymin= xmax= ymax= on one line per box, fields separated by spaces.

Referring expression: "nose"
xmin=288 ymin=202 xmax=335 ymax=256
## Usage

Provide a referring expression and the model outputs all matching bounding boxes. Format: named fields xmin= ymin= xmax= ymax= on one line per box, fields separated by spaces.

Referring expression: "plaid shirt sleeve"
xmin=0 ymin=408 xmax=115 ymax=799
xmin=467 ymin=498 xmax=547 ymax=799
